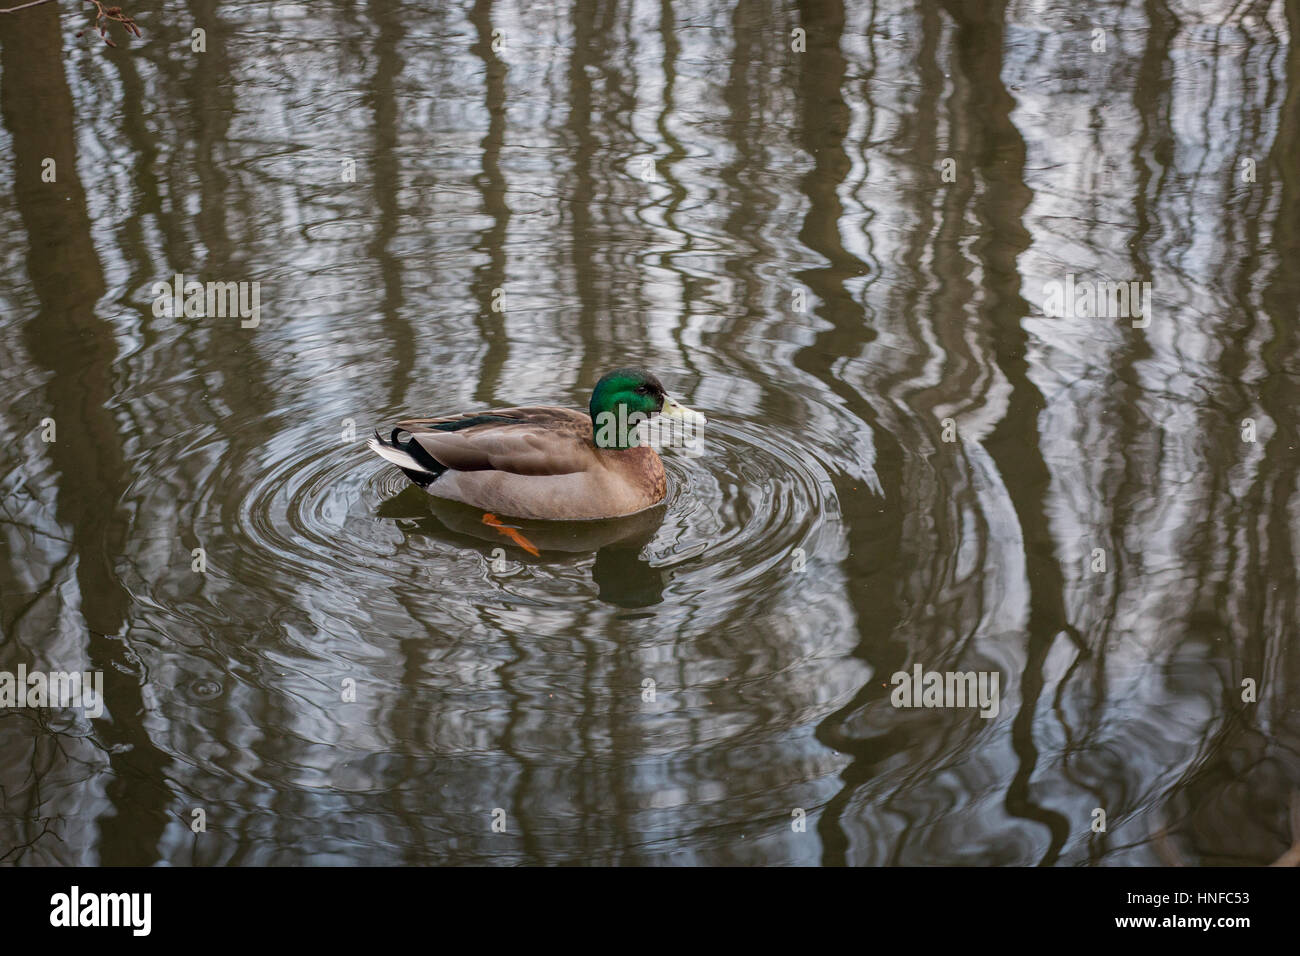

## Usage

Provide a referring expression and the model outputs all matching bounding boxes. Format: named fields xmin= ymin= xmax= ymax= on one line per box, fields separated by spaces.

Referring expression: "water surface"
xmin=1 ymin=0 xmax=1298 ymax=865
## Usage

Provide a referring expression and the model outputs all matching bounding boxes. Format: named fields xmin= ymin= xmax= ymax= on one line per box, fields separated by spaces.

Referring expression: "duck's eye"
xmin=635 ymin=385 xmax=648 ymax=394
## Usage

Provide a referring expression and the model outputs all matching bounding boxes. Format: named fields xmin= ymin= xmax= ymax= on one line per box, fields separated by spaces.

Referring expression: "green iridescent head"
xmin=588 ymin=367 xmax=705 ymax=449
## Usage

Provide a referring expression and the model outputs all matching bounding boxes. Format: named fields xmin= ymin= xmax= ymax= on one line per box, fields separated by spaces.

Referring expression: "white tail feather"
xmin=368 ymin=437 xmax=434 ymax=474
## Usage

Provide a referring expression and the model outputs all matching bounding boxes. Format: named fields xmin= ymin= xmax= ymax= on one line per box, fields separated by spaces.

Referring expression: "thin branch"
xmin=0 ymin=0 xmax=57 ymax=14
xmin=0 ymin=0 xmax=143 ymax=50
xmin=79 ymin=1 xmax=142 ymax=46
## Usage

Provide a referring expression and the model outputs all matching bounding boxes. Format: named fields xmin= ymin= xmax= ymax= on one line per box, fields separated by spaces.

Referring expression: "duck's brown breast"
xmin=601 ymin=445 xmax=667 ymax=509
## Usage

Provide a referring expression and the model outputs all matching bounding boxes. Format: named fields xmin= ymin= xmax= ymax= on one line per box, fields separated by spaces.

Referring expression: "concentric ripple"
xmin=114 ymin=397 xmax=868 ymax=832
xmin=124 ymin=408 xmax=844 ymax=616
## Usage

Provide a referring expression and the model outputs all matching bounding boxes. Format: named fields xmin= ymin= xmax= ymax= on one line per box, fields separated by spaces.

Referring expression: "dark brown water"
xmin=2 ymin=0 xmax=1298 ymax=865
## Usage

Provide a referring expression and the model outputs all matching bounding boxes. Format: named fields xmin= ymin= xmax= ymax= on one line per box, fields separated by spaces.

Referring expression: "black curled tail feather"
xmin=370 ymin=429 xmax=447 ymax=488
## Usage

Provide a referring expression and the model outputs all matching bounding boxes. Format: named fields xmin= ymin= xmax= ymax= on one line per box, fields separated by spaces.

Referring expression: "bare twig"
xmin=79 ymin=1 xmax=142 ymax=47
xmin=0 ymin=0 xmax=143 ymax=48
xmin=0 ymin=0 xmax=58 ymax=13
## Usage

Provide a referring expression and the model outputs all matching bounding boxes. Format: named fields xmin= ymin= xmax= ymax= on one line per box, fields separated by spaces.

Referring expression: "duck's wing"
xmin=392 ymin=406 xmax=595 ymax=477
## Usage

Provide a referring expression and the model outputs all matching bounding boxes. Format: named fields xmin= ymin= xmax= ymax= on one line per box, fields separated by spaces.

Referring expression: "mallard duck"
xmin=368 ymin=368 xmax=706 ymax=520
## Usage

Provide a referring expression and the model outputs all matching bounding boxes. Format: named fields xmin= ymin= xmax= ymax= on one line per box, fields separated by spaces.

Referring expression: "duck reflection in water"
xmin=376 ymin=486 xmax=667 ymax=609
